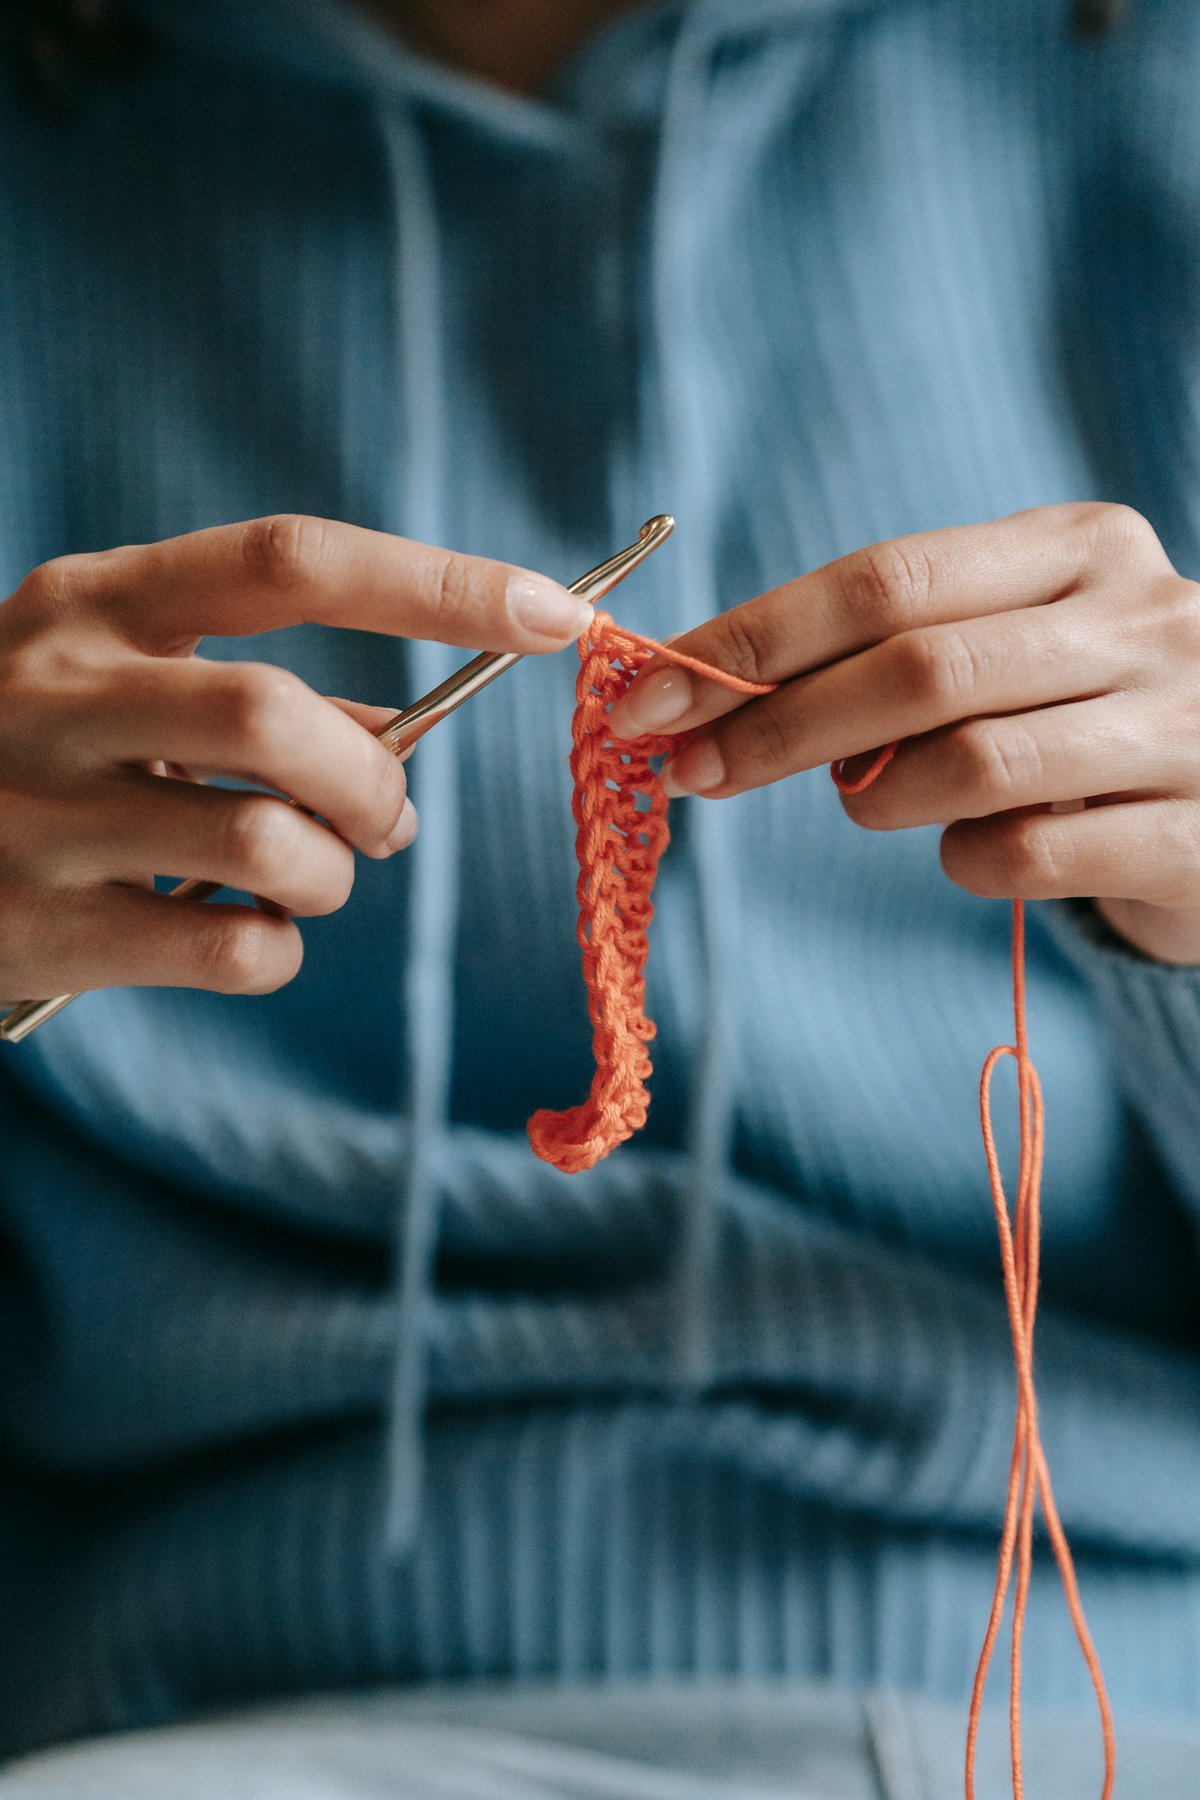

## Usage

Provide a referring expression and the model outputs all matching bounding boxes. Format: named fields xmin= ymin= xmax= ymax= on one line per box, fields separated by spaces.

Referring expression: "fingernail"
xmin=660 ymin=737 xmax=725 ymax=798
xmin=610 ymin=667 xmax=694 ymax=739
xmin=507 ymin=572 xmax=594 ymax=644
xmin=386 ymin=800 xmax=419 ymax=852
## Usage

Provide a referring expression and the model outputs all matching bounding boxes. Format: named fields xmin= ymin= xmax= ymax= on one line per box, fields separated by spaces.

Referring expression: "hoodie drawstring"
xmin=650 ymin=9 xmax=740 ymax=1388
xmin=376 ymin=3 xmax=806 ymax=1533
xmin=649 ymin=11 xmax=818 ymax=1386
xmin=378 ymin=103 xmax=460 ymax=1553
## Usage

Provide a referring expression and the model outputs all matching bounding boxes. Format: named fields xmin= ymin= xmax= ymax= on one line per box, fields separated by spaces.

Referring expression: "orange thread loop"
xmin=836 ymin=750 xmax=1114 ymax=1799
xmin=964 ymin=900 xmax=1115 ymax=1800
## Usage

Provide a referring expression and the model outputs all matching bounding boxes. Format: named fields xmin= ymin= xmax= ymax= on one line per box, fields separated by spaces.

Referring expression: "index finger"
xmin=65 ymin=515 xmax=594 ymax=655
xmin=609 ymin=504 xmax=1166 ymax=741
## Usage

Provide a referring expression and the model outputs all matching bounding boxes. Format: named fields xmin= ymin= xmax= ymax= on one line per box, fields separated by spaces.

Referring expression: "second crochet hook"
xmin=0 ymin=515 xmax=675 ymax=1045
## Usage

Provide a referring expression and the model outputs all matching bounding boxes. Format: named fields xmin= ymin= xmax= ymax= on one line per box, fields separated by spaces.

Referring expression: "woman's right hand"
xmin=0 ymin=515 xmax=590 ymax=1004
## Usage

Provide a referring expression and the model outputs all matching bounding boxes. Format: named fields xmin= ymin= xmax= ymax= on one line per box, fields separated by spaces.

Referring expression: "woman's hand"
xmin=609 ymin=504 xmax=1200 ymax=965
xmin=0 ymin=515 xmax=590 ymax=1002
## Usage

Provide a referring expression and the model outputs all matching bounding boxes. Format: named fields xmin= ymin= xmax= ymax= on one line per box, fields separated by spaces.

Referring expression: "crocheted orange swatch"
xmin=528 ymin=613 xmax=1115 ymax=1800
xmin=526 ymin=613 xmax=773 ymax=1175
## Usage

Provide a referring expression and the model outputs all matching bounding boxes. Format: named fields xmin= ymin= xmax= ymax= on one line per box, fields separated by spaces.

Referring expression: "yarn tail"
xmin=963 ymin=900 xmax=1116 ymax=1800
xmin=831 ymin=755 xmax=1116 ymax=1800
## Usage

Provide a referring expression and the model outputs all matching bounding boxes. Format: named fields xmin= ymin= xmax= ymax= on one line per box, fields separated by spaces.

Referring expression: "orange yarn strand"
xmin=531 ymin=626 xmax=1115 ymax=1799
xmin=526 ymin=612 xmax=773 ymax=1174
xmin=829 ymin=742 xmax=899 ymax=794
xmin=833 ymin=754 xmax=1115 ymax=1799
xmin=964 ymin=900 xmax=1116 ymax=1800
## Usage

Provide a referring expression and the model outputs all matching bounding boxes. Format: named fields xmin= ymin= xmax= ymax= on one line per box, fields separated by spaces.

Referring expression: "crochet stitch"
xmin=526 ymin=613 xmax=772 ymax=1174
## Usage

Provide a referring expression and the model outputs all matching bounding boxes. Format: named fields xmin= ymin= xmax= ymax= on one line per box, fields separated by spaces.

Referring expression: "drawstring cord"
xmin=648 ymin=6 xmax=810 ymax=1384
xmin=650 ymin=6 xmax=733 ymax=1387
xmin=378 ymin=104 xmax=460 ymax=1553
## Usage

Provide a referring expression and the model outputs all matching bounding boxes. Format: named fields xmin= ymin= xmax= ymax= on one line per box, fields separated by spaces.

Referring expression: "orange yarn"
xmin=832 ymin=758 xmax=1116 ymax=1800
xmin=529 ymin=618 xmax=1114 ymax=1798
xmin=526 ymin=612 xmax=772 ymax=1174
xmin=965 ymin=903 xmax=1115 ymax=1800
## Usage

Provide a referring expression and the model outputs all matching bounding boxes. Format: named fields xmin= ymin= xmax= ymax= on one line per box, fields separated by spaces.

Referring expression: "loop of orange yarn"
xmin=965 ymin=902 xmax=1115 ymax=1800
xmin=526 ymin=612 xmax=773 ymax=1175
xmin=829 ymin=742 xmax=898 ymax=794
xmin=834 ymin=749 xmax=1115 ymax=1800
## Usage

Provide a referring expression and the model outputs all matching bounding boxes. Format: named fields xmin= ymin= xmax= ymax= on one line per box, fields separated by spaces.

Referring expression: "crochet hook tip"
xmin=641 ymin=514 xmax=674 ymax=541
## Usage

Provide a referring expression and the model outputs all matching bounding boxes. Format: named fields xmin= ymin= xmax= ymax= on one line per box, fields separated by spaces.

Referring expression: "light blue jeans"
xmin=1 ymin=1685 xmax=1196 ymax=1799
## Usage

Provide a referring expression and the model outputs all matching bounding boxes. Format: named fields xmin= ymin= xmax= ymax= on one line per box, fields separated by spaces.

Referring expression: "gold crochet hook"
xmin=0 ymin=515 xmax=675 ymax=1046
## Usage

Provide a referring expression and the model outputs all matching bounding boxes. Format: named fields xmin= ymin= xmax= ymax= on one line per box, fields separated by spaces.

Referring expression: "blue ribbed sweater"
xmin=4 ymin=0 xmax=1200 ymax=1760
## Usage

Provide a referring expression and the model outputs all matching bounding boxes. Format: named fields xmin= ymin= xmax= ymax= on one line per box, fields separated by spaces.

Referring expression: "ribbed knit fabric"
xmin=3 ymin=0 xmax=1200 ymax=1762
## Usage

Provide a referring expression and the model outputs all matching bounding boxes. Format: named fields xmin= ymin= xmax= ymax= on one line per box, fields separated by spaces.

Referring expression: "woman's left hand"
xmin=608 ymin=504 xmax=1200 ymax=965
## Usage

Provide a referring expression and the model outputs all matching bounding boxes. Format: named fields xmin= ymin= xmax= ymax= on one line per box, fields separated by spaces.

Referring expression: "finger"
xmin=840 ymin=695 xmax=1175 ymax=832
xmin=327 ymin=697 xmax=400 ymax=735
xmin=4 ymin=883 xmax=305 ymax=997
xmin=941 ymin=798 xmax=1200 ymax=908
xmin=327 ymin=696 xmax=417 ymax=765
xmin=58 ymin=773 xmax=364 ymax=917
xmin=658 ymin=594 xmax=1136 ymax=798
xmin=53 ymin=515 xmax=593 ymax=655
xmin=87 ymin=659 xmax=412 ymax=857
xmin=611 ymin=503 xmax=1169 ymax=741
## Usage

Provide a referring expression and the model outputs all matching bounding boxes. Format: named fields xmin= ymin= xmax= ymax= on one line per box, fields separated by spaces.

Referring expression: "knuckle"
xmin=897 ymin=627 xmax=979 ymax=711
xmin=1074 ymin=501 xmax=1162 ymax=570
xmin=954 ymin=718 xmax=1042 ymax=804
xmin=15 ymin=553 xmax=93 ymax=619
xmin=711 ymin=604 xmax=772 ymax=687
xmin=218 ymin=663 xmax=301 ymax=759
xmin=427 ymin=547 xmax=474 ymax=626
xmin=219 ymin=796 xmax=290 ymax=891
xmin=242 ymin=514 xmax=332 ymax=591
xmin=195 ymin=914 xmax=287 ymax=994
xmin=214 ymin=797 xmax=355 ymax=915
xmin=1003 ymin=815 xmax=1072 ymax=896
xmin=851 ymin=537 xmax=937 ymax=635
